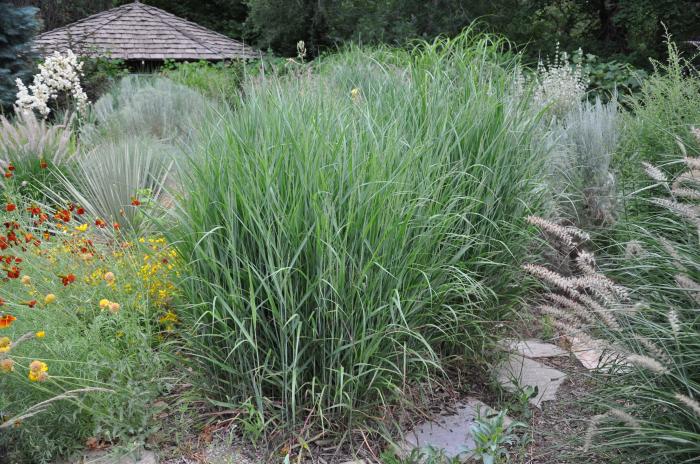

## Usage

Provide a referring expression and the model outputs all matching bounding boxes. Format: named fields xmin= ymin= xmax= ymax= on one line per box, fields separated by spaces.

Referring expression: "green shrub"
xmin=0 ymin=4 xmax=38 ymax=112
xmin=618 ymin=40 xmax=700 ymax=179
xmin=81 ymin=75 xmax=213 ymax=146
xmin=80 ymin=57 xmax=129 ymax=102
xmin=161 ymin=59 xmax=244 ymax=102
xmin=165 ymin=32 xmax=551 ymax=434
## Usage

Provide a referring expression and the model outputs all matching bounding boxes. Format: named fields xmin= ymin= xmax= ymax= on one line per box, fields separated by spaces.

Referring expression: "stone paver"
xmin=495 ymin=353 xmax=566 ymax=407
xmin=397 ymin=398 xmax=510 ymax=461
xmin=504 ymin=339 xmax=568 ymax=359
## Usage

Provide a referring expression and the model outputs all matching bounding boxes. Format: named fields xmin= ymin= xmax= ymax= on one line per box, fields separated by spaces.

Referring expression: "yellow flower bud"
xmin=44 ymin=293 xmax=57 ymax=305
xmin=35 ymin=331 xmax=45 ymax=339
xmin=99 ymin=298 xmax=111 ymax=309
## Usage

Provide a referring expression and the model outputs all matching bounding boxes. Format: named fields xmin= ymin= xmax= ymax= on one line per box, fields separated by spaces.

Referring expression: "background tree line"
xmin=5 ymin=0 xmax=700 ymax=67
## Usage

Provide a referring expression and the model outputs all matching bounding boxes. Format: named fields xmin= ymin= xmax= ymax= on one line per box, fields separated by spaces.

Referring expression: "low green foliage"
xmin=471 ymin=409 xmax=527 ymax=464
xmin=161 ymin=59 xmax=244 ymax=102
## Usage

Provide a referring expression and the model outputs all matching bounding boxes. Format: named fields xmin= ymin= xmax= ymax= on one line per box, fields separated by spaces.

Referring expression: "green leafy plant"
xmin=470 ymin=409 xmax=527 ymax=464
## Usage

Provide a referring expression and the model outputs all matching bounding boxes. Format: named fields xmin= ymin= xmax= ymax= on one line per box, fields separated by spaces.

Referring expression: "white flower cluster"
xmin=15 ymin=50 xmax=89 ymax=118
xmin=533 ymin=45 xmax=589 ymax=118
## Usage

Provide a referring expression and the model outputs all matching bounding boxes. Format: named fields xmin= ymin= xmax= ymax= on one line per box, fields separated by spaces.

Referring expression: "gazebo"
xmin=33 ymin=0 xmax=259 ymax=65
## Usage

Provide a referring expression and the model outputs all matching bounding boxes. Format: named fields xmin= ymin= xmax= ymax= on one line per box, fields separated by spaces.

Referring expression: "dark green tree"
xmin=0 ymin=2 xmax=39 ymax=112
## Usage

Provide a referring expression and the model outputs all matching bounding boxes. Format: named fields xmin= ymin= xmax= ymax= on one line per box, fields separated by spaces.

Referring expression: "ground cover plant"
xmin=164 ymin=31 xmax=553 ymax=443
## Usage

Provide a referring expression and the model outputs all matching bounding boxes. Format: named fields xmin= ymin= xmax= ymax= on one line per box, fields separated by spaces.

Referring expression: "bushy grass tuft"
xmin=165 ymin=32 xmax=551 ymax=433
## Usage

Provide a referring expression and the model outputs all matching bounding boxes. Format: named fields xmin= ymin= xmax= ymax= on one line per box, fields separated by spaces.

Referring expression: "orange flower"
xmin=95 ymin=218 xmax=106 ymax=228
xmin=7 ymin=267 xmax=20 ymax=279
xmin=4 ymin=171 xmax=12 ymax=179
xmin=0 ymin=314 xmax=17 ymax=329
xmin=39 ymin=159 xmax=48 ymax=169
xmin=131 ymin=198 xmax=141 ymax=206
xmin=61 ymin=273 xmax=76 ymax=286
xmin=113 ymin=222 xmax=120 ymax=230
xmin=54 ymin=209 xmax=71 ymax=223
xmin=27 ymin=205 xmax=42 ymax=216
xmin=5 ymin=203 xmax=16 ymax=212
xmin=7 ymin=163 xmax=15 ymax=172
xmin=76 ymin=207 xmax=85 ymax=215
xmin=24 ymin=300 xmax=37 ymax=308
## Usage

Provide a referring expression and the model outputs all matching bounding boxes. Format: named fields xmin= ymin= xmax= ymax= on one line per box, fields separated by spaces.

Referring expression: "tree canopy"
xmin=8 ymin=0 xmax=700 ymax=66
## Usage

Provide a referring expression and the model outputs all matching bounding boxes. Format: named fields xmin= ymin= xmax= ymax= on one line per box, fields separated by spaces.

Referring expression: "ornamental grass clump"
xmin=166 ymin=31 xmax=551 ymax=435
xmin=523 ymin=136 xmax=700 ymax=462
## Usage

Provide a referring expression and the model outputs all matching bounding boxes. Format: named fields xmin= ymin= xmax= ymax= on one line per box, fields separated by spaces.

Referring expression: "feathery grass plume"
xmin=575 ymin=292 xmax=621 ymax=331
xmin=673 ymin=169 xmax=700 ymax=189
xmin=608 ymin=408 xmax=642 ymax=431
xmin=691 ymin=126 xmax=700 ymax=144
xmin=573 ymin=273 xmax=629 ymax=302
xmin=575 ymin=250 xmax=597 ymax=275
xmin=565 ymin=225 xmax=591 ymax=242
xmin=672 ymin=186 xmax=700 ymax=200
xmin=659 ymin=236 xmax=688 ymax=272
xmin=538 ymin=303 xmax=587 ymax=328
xmin=624 ymin=240 xmax=645 ymax=260
xmin=650 ymin=197 xmax=699 ymax=223
xmin=667 ymin=310 xmax=681 ymax=336
xmin=642 ymin=161 xmax=668 ymax=183
xmin=522 ymin=263 xmax=576 ymax=292
xmin=545 ymin=293 xmax=599 ymax=325
xmin=626 ymin=354 xmax=669 ymax=375
xmin=526 ymin=215 xmax=575 ymax=249
xmin=674 ymin=274 xmax=700 ymax=305
xmin=584 ymin=413 xmax=607 ymax=452
xmin=632 ymin=335 xmax=673 ymax=366
xmin=674 ymin=393 xmax=700 ymax=418
xmin=684 ymin=156 xmax=700 ymax=170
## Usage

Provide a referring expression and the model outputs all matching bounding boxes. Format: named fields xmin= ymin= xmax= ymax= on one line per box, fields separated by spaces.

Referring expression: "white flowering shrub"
xmin=15 ymin=50 xmax=89 ymax=118
xmin=533 ymin=45 xmax=589 ymax=118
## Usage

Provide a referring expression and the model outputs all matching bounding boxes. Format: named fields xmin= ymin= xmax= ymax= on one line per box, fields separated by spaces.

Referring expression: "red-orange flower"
xmin=95 ymin=219 xmax=106 ymax=228
xmin=5 ymin=204 xmax=16 ymax=212
xmin=0 ymin=314 xmax=17 ymax=329
xmin=76 ymin=207 xmax=85 ymax=215
xmin=61 ymin=273 xmax=76 ymax=286
xmin=24 ymin=300 xmax=37 ymax=308
xmin=3 ymin=172 xmax=12 ymax=179
xmin=39 ymin=160 xmax=48 ymax=169
xmin=54 ymin=209 xmax=71 ymax=223
xmin=113 ymin=222 xmax=120 ymax=230
xmin=28 ymin=205 xmax=42 ymax=216
xmin=7 ymin=267 xmax=20 ymax=279
xmin=7 ymin=164 xmax=15 ymax=172
xmin=131 ymin=198 xmax=141 ymax=206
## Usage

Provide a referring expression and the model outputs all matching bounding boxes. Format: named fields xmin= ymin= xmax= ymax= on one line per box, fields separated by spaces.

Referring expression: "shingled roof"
xmin=33 ymin=1 xmax=259 ymax=61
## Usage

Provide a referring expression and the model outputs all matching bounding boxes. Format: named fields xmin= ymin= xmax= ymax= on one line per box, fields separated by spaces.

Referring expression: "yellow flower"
xmin=99 ymin=298 xmax=111 ymax=309
xmin=351 ymin=87 xmax=361 ymax=102
xmin=0 ymin=337 xmax=11 ymax=353
xmin=108 ymin=302 xmax=120 ymax=314
xmin=35 ymin=331 xmax=45 ymax=339
xmin=44 ymin=293 xmax=57 ymax=305
xmin=28 ymin=360 xmax=48 ymax=382
xmin=103 ymin=271 xmax=115 ymax=283
xmin=20 ymin=275 xmax=31 ymax=285
xmin=1 ymin=358 xmax=14 ymax=373
xmin=75 ymin=223 xmax=88 ymax=232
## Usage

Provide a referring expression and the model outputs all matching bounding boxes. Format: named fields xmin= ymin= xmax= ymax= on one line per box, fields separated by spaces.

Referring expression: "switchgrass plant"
xmin=161 ymin=59 xmax=244 ymax=103
xmin=165 ymin=32 xmax=551 ymax=436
